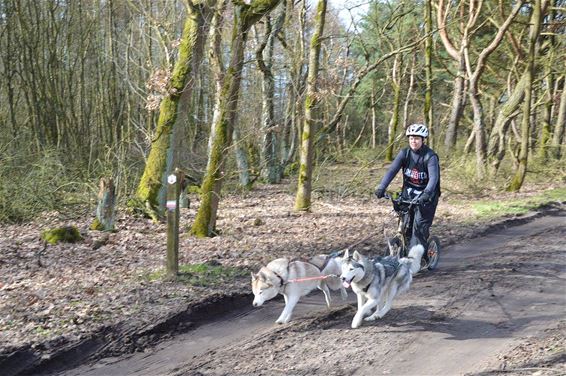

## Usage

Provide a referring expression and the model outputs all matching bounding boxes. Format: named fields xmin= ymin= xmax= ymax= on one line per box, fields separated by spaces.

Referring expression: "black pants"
xmin=408 ymin=196 xmax=438 ymax=260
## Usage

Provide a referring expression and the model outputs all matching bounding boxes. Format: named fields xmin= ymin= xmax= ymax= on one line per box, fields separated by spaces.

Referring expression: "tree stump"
xmin=91 ymin=177 xmax=116 ymax=232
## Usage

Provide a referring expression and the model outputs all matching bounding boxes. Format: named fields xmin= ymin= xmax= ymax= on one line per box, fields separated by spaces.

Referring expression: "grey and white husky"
xmin=251 ymin=255 xmax=347 ymax=324
xmin=340 ymin=245 xmax=424 ymax=328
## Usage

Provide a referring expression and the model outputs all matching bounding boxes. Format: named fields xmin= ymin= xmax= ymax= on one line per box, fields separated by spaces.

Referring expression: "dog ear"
xmin=251 ymin=272 xmax=257 ymax=281
xmin=353 ymin=251 xmax=362 ymax=261
xmin=343 ymin=249 xmax=350 ymax=260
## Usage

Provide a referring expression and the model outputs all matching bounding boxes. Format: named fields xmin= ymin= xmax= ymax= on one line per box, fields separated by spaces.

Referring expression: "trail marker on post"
xmin=166 ymin=168 xmax=182 ymax=279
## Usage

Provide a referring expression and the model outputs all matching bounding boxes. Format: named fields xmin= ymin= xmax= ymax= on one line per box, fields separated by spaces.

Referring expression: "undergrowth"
xmin=472 ymin=187 xmax=566 ymax=218
xmin=1 ymin=141 xmax=563 ymax=224
xmin=0 ymin=143 xmax=143 ymax=224
xmin=144 ymin=262 xmax=248 ymax=287
xmin=0 ymin=149 xmax=77 ymax=223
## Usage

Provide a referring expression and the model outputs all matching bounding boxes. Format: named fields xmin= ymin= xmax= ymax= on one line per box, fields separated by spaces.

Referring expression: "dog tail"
xmin=407 ymin=244 xmax=425 ymax=275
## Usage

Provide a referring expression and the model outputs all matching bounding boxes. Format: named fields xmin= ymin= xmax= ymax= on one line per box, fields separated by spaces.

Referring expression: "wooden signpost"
xmin=166 ymin=169 xmax=182 ymax=279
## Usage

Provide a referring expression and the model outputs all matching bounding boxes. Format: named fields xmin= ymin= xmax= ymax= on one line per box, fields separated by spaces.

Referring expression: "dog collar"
xmin=273 ymin=271 xmax=286 ymax=287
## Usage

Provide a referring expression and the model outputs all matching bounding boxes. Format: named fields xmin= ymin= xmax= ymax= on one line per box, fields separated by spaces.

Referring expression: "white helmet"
xmin=406 ymin=123 xmax=429 ymax=138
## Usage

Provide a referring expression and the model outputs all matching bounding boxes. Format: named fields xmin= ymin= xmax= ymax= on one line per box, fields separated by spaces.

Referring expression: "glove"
xmin=418 ymin=191 xmax=431 ymax=205
xmin=374 ymin=187 xmax=385 ymax=199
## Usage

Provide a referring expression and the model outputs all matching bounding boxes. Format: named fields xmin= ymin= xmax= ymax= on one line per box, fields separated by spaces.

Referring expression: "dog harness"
xmin=276 ymin=260 xmax=336 ymax=291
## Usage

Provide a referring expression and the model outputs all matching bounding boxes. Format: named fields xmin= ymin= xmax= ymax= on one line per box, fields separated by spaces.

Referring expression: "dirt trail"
xmin=58 ymin=211 xmax=566 ymax=376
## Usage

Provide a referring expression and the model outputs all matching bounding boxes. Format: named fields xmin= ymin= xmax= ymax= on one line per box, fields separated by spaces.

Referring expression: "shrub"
xmin=0 ymin=149 xmax=70 ymax=223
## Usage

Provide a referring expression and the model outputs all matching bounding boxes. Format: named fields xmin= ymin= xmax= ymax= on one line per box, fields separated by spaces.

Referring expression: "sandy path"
xmin=58 ymin=212 xmax=566 ymax=376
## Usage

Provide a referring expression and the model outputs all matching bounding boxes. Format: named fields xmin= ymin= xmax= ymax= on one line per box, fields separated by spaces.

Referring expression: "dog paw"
xmin=276 ymin=316 xmax=291 ymax=324
xmin=351 ymin=317 xmax=362 ymax=329
xmin=364 ymin=315 xmax=377 ymax=322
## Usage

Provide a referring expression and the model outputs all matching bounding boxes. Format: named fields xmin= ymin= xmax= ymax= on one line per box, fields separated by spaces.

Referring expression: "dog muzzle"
xmin=341 ymin=276 xmax=354 ymax=289
xmin=252 ymin=296 xmax=264 ymax=307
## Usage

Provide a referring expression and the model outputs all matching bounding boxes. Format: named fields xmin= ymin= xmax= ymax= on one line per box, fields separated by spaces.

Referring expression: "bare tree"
xmin=191 ymin=0 xmax=282 ymax=236
xmin=134 ymin=0 xmax=215 ymax=220
xmin=551 ymin=75 xmax=566 ymax=159
xmin=508 ymin=0 xmax=543 ymax=192
xmin=423 ymin=0 xmax=434 ymax=147
xmin=537 ymin=3 xmax=558 ymax=160
xmin=256 ymin=5 xmax=285 ymax=183
xmin=385 ymin=54 xmax=402 ymax=162
xmin=464 ymin=0 xmax=524 ymax=178
xmin=294 ymin=0 xmax=327 ymax=211
xmin=437 ymin=0 xmax=468 ymax=152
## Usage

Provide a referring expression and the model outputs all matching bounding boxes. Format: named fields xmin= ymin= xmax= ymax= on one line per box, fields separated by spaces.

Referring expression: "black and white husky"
xmin=340 ymin=245 xmax=424 ymax=328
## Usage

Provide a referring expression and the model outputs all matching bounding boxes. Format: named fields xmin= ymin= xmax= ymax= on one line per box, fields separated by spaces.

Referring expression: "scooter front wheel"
xmin=426 ymin=236 xmax=441 ymax=270
xmin=388 ymin=234 xmax=405 ymax=257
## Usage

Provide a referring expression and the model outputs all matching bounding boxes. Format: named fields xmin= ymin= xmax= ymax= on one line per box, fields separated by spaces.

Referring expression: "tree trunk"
xmin=257 ymin=8 xmax=285 ymax=184
xmin=386 ymin=56 xmax=401 ymax=162
xmin=294 ymin=0 xmax=326 ymax=211
xmin=538 ymin=45 xmax=555 ymax=160
xmin=487 ymin=73 xmax=527 ymax=174
xmin=423 ymin=0 xmax=434 ymax=148
xmin=444 ymin=56 xmax=467 ymax=152
xmin=134 ymin=1 xmax=213 ymax=221
xmin=371 ymin=82 xmax=377 ymax=149
xmin=191 ymin=0 xmax=282 ymax=236
xmin=233 ymin=125 xmax=251 ymax=187
xmin=551 ymin=75 xmax=566 ymax=159
xmin=508 ymin=0 xmax=542 ymax=192
xmin=279 ymin=0 xmax=306 ymax=174
xmin=206 ymin=0 xmax=228 ymax=168
xmin=402 ymin=54 xmax=416 ymax=131
xmin=468 ymin=79 xmax=487 ymax=177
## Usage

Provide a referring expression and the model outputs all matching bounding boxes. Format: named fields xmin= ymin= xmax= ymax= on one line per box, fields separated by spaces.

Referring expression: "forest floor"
xmin=0 ymin=170 xmax=565 ymax=375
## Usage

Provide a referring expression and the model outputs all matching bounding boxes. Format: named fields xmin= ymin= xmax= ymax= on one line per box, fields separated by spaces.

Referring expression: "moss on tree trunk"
xmin=134 ymin=2 xmax=211 ymax=221
xmin=191 ymin=0 xmax=282 ymax=236
xmin=295 ymin=0 xmax=326 ymax=212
